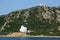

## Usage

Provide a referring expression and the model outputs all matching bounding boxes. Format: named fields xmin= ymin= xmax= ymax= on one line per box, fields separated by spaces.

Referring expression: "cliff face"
xmin=0 ymin=5 xmax=60 ymax=36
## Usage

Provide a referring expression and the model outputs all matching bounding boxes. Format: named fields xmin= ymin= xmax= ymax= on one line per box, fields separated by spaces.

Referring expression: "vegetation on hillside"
xmin=0 ymin=5 xmax=60 ymax=36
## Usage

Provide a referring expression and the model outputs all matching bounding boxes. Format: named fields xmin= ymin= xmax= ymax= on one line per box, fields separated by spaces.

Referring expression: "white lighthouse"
xmin=19 ymin=25 xmax=27 ymax=33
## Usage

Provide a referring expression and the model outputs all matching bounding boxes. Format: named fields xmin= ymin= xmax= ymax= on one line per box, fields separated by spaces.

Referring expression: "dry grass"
xmin=7 ymin=32 xmax=28 ymax=37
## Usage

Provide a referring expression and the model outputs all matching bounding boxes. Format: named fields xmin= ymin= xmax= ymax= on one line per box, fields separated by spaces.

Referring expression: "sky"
xmin=0 ymin=0 xmax=60 ymax=15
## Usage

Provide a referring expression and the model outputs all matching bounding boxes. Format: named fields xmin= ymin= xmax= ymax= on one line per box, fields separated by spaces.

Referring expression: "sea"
xmin=0 ymin=37 xmax=60 ymax=40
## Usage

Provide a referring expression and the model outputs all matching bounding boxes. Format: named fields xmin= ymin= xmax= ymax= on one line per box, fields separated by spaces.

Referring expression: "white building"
xmin=39 ymin=4 xmax=47 ymax=7
xmin=19 ymin=25 xmax=27 ymax=33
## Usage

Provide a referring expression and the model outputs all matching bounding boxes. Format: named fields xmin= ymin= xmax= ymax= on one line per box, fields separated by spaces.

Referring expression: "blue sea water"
xmin=0 ymin=37 xmax=60 ymax=40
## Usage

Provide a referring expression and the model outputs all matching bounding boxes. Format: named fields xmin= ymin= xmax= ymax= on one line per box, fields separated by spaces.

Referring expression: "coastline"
xmin=0 ymin=35 xmax=60 ymax=38
xmin=0 ymin=32 xmax=60 ymax=38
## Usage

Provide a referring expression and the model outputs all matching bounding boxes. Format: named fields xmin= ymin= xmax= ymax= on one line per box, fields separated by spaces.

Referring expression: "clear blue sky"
xmin=0 ymin=0 xmax=60 ymax=15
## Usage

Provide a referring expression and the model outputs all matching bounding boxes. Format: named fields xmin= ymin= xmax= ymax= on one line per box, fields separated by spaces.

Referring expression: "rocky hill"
xmin=0 ymin=5 xmax=60 ymax=36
